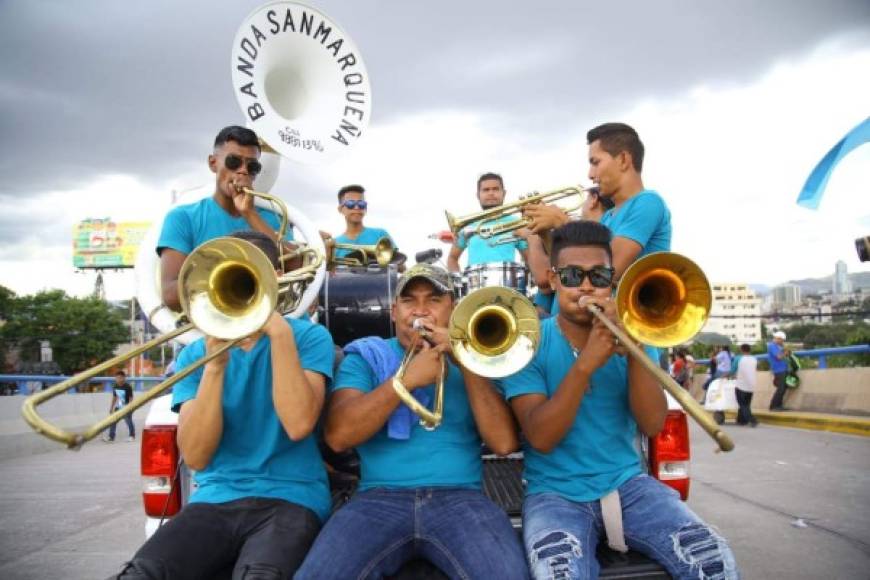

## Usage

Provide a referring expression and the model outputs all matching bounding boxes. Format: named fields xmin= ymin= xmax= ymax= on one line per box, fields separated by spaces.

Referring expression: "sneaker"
xmin=127 ymin=436 xmax=135 ymax=442
xmin=750 ymin=420 xmax=759 ymax=428
xmin=101 ymin=435 xmax=114 ymax=443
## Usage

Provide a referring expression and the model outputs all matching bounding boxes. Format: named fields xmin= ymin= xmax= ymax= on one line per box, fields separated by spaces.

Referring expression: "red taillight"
xmin=141 ymin=426 xmax=181 ymax=517
xmin=649 ymin=410 xmax=691 ymax=500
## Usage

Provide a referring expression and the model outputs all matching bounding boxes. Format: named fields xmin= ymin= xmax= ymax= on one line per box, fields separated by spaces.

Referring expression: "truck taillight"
xmin=141 ymin=426 xmax=181 ymax=517
xmin=649 ymin=410 xmax=691 ymax=500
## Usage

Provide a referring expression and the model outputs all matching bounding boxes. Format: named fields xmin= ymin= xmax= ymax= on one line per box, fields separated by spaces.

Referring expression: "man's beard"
xmin=480 ymin=201 xmax=502 ymax=210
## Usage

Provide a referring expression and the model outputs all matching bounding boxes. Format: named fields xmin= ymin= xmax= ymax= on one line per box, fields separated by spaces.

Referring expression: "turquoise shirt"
xmin=457 ymin=215 xmax=529 ymax=267
xmin=334 ymin=227 xmax=395 ymax=259
xmin=499 ymin=317 xmax=658 ymax=502
xmin=600 ymin=190 xmax=671 ymax=258
xmin=171 ymin=317 xmax=334 ymax=521
xmin=157 ymin=196 xmax=293 ymax=256
xmin=334 ymin=338 xmax=482 ymax=491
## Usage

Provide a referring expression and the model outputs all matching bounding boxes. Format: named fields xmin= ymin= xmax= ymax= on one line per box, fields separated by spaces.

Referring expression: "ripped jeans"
xmin=523 ymin=475 xmax=739 ymax=580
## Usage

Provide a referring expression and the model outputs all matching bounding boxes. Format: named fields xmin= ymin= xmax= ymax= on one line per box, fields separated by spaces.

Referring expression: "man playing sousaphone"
xmin=158 ymin=125 xmax=295 ymax=311
xmin=296 ymin=264 xmax=528 ymax=579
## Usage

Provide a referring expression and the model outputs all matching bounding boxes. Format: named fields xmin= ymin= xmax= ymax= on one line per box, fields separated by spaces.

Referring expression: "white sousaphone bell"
xmin=135 ymin=0 xmax=371 ymax=344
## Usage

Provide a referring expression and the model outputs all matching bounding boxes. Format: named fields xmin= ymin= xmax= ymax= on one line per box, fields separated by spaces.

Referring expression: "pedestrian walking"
xmin=102 ymin=370 xmax=135 ymax=442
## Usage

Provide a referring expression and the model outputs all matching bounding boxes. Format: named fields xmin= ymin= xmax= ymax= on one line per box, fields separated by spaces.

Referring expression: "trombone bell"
xmin=616 ymin=252 xmax=711 ymax=348
xmin=449 ymin=287 xmax=540 ymax=378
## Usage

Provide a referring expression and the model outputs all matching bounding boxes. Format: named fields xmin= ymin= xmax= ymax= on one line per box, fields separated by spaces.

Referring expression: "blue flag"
xmin=796 ymin=117 xmax=870 ymax=210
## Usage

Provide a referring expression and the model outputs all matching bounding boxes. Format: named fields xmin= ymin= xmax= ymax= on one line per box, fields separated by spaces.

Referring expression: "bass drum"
xmin=319 ymin=266 xmax=398 ymax=347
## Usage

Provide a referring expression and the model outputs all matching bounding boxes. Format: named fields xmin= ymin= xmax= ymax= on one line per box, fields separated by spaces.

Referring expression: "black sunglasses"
xmin=224 ymin=154 xmax=262 ymax=176
xmin=554 ymin=265 xmax=614 ymax=288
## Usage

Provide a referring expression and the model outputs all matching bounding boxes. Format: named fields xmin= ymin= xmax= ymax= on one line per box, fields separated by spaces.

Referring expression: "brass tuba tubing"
xmin=328 ymin=236 xmax=395 ymax=268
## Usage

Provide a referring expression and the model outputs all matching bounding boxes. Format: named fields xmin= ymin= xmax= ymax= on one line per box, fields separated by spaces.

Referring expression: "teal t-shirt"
xmin=600 ymin=190 xmax=671 ymax=258
xmin=334 ymin=227 xmax=395 ymax=259
xmin=333 ymin=338 xmax=482 ymax=491
xmin=157 ymin=196 xmax=293 ymax=256
xmin=457 ymin=215 xmax=529 ymax=267
xmin=171 ymin=317 xmax=334 ymax=521
xmin=499 ymin=316 xmax=658 ymax=502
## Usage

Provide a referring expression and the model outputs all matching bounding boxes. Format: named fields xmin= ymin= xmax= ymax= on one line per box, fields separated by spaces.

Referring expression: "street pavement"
xmin=0 ymin=419 xmax=868 ymax=579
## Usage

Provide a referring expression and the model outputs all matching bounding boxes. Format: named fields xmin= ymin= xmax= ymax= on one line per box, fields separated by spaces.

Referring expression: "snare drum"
xmin=464 ymin=261 xmax=528 ymax=295
xmin=318 ymin=266 xmax=397 ymax=347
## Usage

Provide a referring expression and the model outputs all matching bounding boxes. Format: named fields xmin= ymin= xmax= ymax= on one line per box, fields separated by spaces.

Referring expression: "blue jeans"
xmin=296 ymin=487 xmax=529 ymax=580
xmin=523 ymin=475 xmax=739 ymax=580
xmin=108 ymin=412 xmax=135 ymax=440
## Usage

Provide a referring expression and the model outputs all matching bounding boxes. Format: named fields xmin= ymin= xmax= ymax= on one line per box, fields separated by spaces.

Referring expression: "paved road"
xmin=0 ymin=420 xmax=868 ymax=579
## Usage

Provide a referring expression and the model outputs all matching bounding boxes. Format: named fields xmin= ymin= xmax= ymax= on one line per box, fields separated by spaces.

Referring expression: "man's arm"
xmin=611 ymin=236 xmax=643 ymax=281
xmin=324 ymin=343 xmax=444 ymax=452
xmin=160 ymin=249 xmax=188 ymax=312
xmin=461 ymin=369 xmax=519 ymax=456
xmin=447 ymin=244 xmax=464 ymax=273
xmin=523 ymin=235 xmax=552 ymax=292
xmin=265 ymin=313 xmax=326 ymax=441
xmin=177 ymin=338 xmax=228 ymax=471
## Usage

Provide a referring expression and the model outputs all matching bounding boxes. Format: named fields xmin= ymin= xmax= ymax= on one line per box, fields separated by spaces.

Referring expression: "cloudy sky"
xmin=1 ymin=0 xmax=868 ymax=301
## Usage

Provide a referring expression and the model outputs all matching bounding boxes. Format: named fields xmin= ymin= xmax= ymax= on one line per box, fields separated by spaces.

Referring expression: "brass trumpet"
xmin=445 ymin=185 xmax=596 ymax=245
xmin=391 ymin=288 xmax=541 ymax=429
xmin=585 ymin=252 xmax=734 ymax=452
xmin=328 ymin=236 xmax=395 ymax=268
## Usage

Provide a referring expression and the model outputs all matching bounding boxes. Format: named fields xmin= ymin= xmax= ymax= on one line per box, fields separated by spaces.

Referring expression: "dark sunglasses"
xmin=554 ymin=265 xmax=615 ymax=288
xmin=341 ymin=199 xmax=368 ymax=210
xmin=224 ymin=154 xmax=262 ymax=175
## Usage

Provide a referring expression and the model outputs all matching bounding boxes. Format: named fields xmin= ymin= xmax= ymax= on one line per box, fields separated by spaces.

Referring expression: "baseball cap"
xmin=773 ymin=331 xmax=786 ymax=340
xmin=395 ymin=263 xmax=453 ymax=297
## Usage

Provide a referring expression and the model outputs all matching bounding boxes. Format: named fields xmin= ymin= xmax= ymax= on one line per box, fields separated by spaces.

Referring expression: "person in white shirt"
xmin=733 ymin=344 xmax=758 ymax=427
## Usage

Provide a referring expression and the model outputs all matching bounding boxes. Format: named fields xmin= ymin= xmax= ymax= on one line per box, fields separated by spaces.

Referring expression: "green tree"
xmin=1 ymin=290 xmax=129 ymax=374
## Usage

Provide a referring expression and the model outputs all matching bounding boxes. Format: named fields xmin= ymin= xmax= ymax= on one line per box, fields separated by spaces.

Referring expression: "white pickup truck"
xmin=140 ymin=390 xmax=692 ymax=579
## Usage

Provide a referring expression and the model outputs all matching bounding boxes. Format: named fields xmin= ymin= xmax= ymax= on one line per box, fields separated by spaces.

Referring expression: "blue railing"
xmin=696 ymin=344 xmax=870 ymax=369
xmin=0 ymin=375 xmax=164 ymax=395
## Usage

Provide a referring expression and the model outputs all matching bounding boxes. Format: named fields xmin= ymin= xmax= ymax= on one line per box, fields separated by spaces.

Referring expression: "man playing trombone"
xmin=499 ymin=221 xmax=738 ymax=580
xmin=447 ymin=172 xmax=529 ymax=273
xmin=112 ymin=231 xmax=335 ymax=579
xmin=158 ymin=125 xmax=295 ymax=311
xmin=297 ymin=264 xmax=528 ymax=579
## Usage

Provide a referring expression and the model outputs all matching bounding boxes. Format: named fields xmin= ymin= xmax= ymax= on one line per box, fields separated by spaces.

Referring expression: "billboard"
xmin=73 ymin=218 xmax=151 ymax=269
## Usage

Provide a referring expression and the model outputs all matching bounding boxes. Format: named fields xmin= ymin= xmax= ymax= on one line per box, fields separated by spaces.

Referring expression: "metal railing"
xmin=0 ymin=374 xmax=164 ymax=395
xmin=695 ymin=344 xmax=870 ymax=369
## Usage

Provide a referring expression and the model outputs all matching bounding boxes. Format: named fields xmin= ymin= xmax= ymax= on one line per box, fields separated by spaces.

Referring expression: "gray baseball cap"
xmin=395 ymin=263 xmax=453 ymax=297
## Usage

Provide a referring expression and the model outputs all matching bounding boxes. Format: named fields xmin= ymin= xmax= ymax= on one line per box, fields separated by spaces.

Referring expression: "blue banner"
xmin=796 ymin=117 xmax=870 ymax=210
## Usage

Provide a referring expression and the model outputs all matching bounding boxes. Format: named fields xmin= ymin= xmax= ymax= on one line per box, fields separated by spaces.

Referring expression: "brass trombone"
xmin=445 ymin=185 xmax=596 ymax=246
xmin=391 ymin=287 xmax=541 ymax=429
xmin=22 ymin=235 xmax=324 ymax=449
xmin=585 ymin=252 xmax=734 ymax=452
xmin=327 ymin=236 xmax=395 ymax=268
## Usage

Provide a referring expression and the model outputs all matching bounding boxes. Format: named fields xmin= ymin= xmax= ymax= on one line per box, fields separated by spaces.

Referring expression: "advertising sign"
xmin=73 ymin=218 xmax=151 ymax=269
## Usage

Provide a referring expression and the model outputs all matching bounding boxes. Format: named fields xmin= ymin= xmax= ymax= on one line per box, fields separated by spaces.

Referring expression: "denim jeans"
xmin=769 ymin=372 xmax=787 ymax=410
xmin=522 ymin=475 xmax=739 ymax=580
xmin=113 ymin=498 xmax=321 ymax=579
xmin=296 ymin=487 xmax=529 ymax=580
xmin=734 ymin=388 xmax=757 ymax=425
xmin=108 ymin=412 xmax=135 ymax=440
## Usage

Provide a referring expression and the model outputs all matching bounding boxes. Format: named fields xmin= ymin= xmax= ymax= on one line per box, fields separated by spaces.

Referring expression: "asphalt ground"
xmin=0 ymin=419 xmax=868 ymax=579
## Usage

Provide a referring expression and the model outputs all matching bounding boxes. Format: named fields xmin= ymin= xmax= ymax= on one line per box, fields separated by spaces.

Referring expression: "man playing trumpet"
xmin=329 ymin=184 xmax=405 ymax=271
xmin=297 ymin=264 xmax=528 ymax=579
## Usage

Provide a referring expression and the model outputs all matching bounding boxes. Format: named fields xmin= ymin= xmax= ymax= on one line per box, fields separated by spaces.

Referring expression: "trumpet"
xmin=391 ymin=288 xmax=541 ymax=429
xmin=445 ymin=185 xmax=596 ymax=246
xmin=585 ymin=252 xmax=734 ymax=452
xmin=328 ymin=236 xmax=395 ymax=268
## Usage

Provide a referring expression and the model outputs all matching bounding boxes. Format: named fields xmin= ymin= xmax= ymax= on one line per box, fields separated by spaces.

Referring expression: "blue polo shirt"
xmin=171 ymin=317 xmax=334 ymax=521
xmin=334 ymin=227 xmax=395 ymax=259
xmin=457 ymin=215 xmax=528 ymax=267
xmin=600 ymin=190 xmax=671 ymax=258
xmin=499 ymin=316 xmax=658 ymax=502
xmin=333 ymin=337 xmax=482 ymax=491
xmin=157 ymin=196 xmax=293 ymax=256
xmin=767 ymin=342 xmax=787 ymax=373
